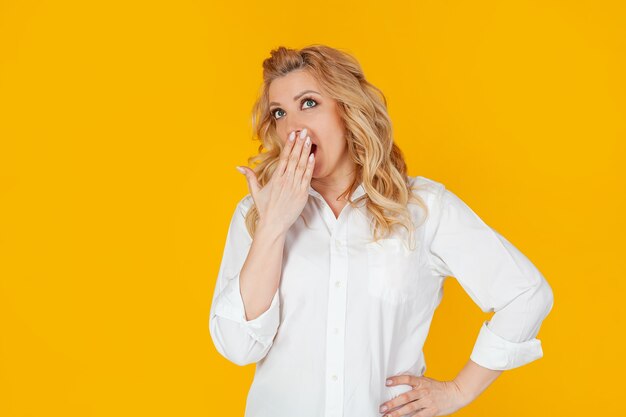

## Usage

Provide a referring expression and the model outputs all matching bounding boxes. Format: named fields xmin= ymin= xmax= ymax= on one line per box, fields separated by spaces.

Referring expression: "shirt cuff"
xmin=469 ymin=320 xmax=543 ymax=371
xmin=213 ymin=273 xmax=280 ymax=346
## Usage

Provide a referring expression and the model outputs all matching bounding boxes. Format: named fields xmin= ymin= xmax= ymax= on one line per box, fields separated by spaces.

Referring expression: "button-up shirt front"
xmin=209 ymin=175 xmax=554 ymax=417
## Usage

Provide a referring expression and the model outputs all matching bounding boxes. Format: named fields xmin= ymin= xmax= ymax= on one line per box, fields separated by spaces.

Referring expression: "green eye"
xmin=271 ymin=97 xmax=318 ymax=120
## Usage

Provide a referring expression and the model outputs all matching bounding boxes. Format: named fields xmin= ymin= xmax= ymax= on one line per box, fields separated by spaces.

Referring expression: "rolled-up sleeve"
xmin=426 ymin=184 xmax=554 ymax=371
xmin=208 ymin=196 xmax=281 ymax=366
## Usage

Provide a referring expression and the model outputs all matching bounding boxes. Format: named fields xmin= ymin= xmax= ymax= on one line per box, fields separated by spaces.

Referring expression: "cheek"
xmin=323 ymin=140 xmax=348 ymax=163
xmin=275 ymin=125 xmax=285 ymax=139
xmin=319 ymin=122 xmax=344 ymax=144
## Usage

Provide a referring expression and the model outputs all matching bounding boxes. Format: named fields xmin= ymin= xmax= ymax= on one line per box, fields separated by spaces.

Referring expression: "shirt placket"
xmin=321 ymin=204 xmax=348 ymax=417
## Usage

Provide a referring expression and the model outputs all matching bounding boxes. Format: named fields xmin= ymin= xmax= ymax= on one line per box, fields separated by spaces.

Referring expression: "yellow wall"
xmin=1 ymin=0 xmax=624 ymax=415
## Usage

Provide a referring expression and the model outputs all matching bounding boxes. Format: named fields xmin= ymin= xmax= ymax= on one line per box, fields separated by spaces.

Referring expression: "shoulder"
xmin=402 ymin=175 xmax=449 ymax=232
xmin=407 ymin=175 xmax=447 ymax=206
xmin=239 ymin=193 xmax=254 ymax=210
xmin=408 ymin=175 xmax=478 ymax=217
xmin=235 ymin=194 xmax=255 ymax=217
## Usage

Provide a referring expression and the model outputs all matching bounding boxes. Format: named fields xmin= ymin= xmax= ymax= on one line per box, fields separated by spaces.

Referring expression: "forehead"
xmin=268 ymin=70 xmax=321 ymax=100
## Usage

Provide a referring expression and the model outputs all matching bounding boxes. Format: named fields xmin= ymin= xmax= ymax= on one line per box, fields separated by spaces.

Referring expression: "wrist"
xmin=449 ymin=378 xmax=474 ymax=408
xmin=257 ymin=219 xmax=288 ymax=240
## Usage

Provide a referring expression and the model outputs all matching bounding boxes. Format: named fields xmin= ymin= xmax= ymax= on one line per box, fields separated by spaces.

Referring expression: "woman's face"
xmin=268 ymin=69 xmax=352 ymax=180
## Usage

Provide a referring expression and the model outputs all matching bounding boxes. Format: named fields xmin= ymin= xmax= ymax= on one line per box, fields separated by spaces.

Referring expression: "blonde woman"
xmin=209 ymin=45 xmax=554 ymax=417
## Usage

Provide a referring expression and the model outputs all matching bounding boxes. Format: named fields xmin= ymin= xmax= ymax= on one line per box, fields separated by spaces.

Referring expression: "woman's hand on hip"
xmin=236 ymin=128 xmax=315 ymax=233
xmin=379 ymin=374 xmax=470 ymax=417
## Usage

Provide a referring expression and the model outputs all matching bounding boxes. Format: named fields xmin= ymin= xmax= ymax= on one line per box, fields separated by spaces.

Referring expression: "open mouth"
xmin=310 ymin=143 xmax=317 ymax=156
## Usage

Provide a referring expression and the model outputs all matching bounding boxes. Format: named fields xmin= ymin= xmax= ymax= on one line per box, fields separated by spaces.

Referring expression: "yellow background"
xmin=1 ymin=0 xmax=624 ymax=415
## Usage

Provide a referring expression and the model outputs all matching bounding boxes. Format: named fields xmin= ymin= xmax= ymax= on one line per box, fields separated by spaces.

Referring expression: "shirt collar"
xmin=307 ymin=182 xmax=366 ymax=201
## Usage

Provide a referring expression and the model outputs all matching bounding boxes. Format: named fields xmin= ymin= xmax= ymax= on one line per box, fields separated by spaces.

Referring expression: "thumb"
xmin=236 ymin=166 xmax=261 ymax=197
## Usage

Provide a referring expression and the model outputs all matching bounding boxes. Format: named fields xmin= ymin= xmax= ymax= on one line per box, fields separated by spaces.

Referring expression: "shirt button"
xmin=331 ymin=374 xmax=338 ymax=381
xmin=334 ymin=238 xmax=343 ymax=247
xmin=333 ymin=327 xmax=339 ymax=334
xmin=334 ymin=280 xmax=341 ymax=288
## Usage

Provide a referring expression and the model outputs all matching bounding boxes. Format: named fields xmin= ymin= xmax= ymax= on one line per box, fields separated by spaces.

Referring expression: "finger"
xmin=295 ymin=135 xmax=312 ymax=183
xmin=406 ymin=405 xmax=430 ymax=417
xmin=380 ymin=389 xmax=421 ymax=416
xmin=387 ymin=375 xmax=421 ymax=389
xmin=300 ymin=151 xmax=315 ymax=190
xmin=275 ymin=131 xmax=297 ymax=177
xmin=284 ymin=128 xmax=308 ymax=181
xmin=237 ymin=166 xmax=260 ymax=199
xmin=382 ymin=399 xmax=424 ymax=417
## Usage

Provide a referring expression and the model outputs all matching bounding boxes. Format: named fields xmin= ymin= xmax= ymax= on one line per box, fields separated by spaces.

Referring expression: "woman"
xmin=209 ymin=44 xmax=554 ymax=417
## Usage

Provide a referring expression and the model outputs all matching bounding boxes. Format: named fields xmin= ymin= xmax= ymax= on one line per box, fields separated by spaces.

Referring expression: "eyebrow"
xmin=269 ymin=90 xmax=321 ymax=108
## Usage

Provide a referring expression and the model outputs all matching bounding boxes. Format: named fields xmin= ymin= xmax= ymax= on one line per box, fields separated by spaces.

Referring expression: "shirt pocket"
xmin=365 ymin=238 xmax=421 ymax=305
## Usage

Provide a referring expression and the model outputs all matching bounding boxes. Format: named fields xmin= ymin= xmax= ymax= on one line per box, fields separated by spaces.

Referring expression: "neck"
xmin=311 ymin=168 xmax=359 ymax=203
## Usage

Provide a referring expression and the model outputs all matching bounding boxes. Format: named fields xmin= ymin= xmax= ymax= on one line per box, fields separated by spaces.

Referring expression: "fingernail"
xmin=289 ymin=131 xmax=296 ymax=141
xmin=305 ymin=137 xmax=311 ymax=147
xmin=386 ymin=379 xmax=392 ymax=385
xmin=299 ymin=128 xmax=307 ymax=139
xmin=379 ymin=405 xmax=388 ymax=413
xmin=235 ymin=166 xmax=245 ymax=174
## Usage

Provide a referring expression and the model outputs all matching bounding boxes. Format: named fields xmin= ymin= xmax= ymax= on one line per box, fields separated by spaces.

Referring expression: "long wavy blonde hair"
xmin=244 ymin=44 xmax=428 ymax=250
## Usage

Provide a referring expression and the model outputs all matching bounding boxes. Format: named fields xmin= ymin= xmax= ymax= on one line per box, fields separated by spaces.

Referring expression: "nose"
xmin=289 ymin=128 xmax=308 ymax=139
xmin=282 ymin=128 xmax=305 ymax=142
xmin=285 ymin=114 xmax=309 ymax=139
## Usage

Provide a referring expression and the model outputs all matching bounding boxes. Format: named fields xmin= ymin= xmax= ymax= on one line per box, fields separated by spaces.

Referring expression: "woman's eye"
xmin=272 ymin=109 xmax=286 ymax=119
xmin=271 ymin=98 xmax=318 ymax=120
xmin=302 ymin=98 xmax=317 ymax=109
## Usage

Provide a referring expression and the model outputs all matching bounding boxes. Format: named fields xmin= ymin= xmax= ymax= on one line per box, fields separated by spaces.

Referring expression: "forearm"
xmin=452 ymin=358 xmax=503 ymax=405
xmin=239 ymin=220 xmax=287 ymax=321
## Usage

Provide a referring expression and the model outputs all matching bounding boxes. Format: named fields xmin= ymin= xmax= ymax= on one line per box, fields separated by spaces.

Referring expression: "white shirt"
xmin=209 ymin=175 xmax=554 ymax=417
